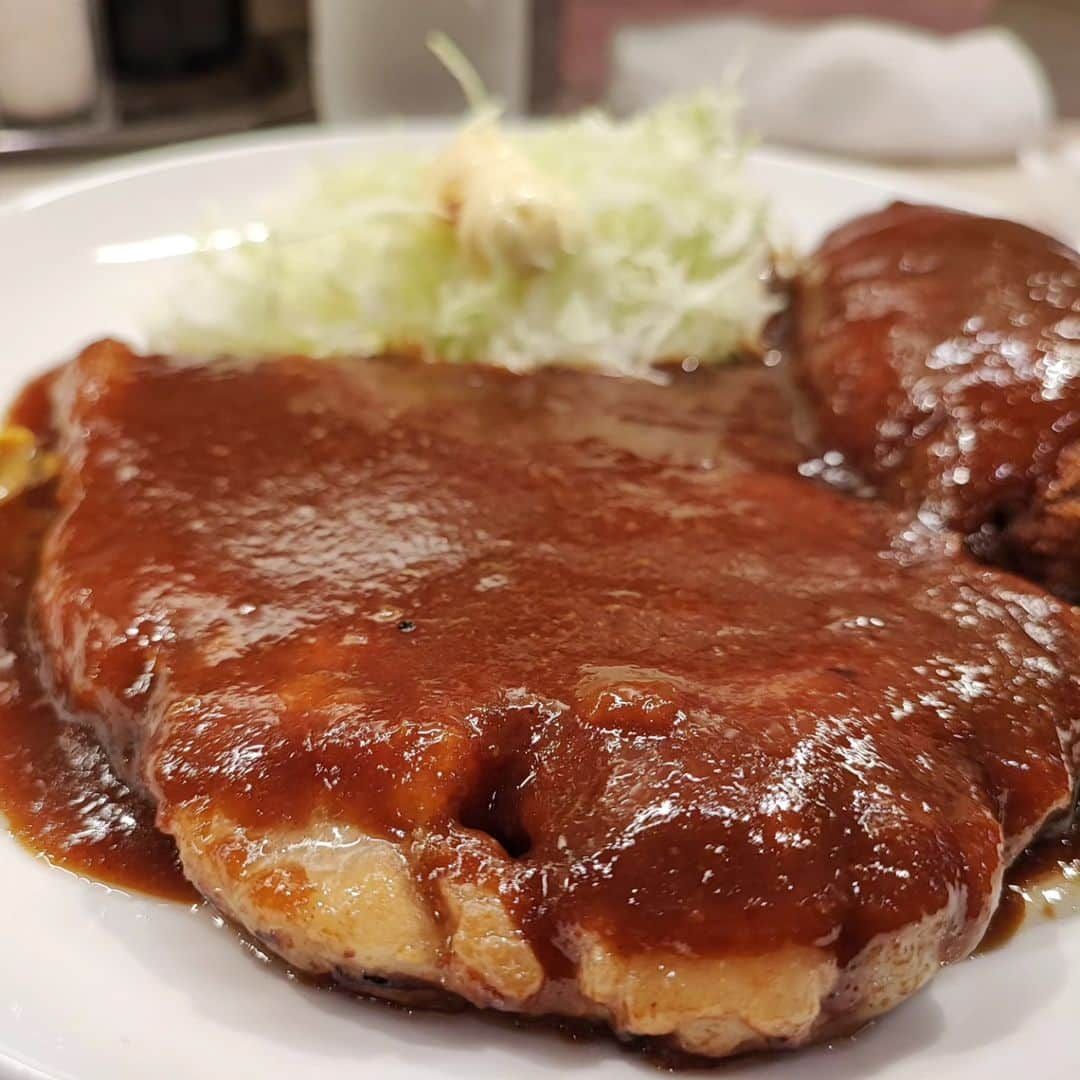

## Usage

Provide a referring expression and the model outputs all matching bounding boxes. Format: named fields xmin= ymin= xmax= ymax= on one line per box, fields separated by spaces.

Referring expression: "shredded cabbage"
xmin=152 ymin=92 xmax=778 ymax=377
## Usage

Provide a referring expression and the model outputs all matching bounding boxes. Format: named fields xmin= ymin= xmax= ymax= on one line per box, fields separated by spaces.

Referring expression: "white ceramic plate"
xmin=0 ymin=129 xmax=1076 ymax=1080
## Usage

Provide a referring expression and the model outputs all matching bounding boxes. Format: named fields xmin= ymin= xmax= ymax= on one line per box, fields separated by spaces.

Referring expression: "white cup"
xmin=0 ymin=0 xmax=99 ymax=123
xmin=311 ymin=0 xmax=530 ymax=122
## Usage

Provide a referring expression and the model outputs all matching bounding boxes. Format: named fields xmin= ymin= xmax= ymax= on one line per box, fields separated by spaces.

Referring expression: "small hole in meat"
xmin=459 ymin=760 xmax=533 ymax=859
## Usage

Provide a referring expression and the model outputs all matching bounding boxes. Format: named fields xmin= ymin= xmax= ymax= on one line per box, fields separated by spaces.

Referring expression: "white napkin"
xmin=609 ymin=17 xmax=1055 ymax=162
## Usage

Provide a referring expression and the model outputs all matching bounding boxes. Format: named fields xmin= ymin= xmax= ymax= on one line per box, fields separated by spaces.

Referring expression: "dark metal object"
xmin=105 ymin=0 xmax=247 ymax=79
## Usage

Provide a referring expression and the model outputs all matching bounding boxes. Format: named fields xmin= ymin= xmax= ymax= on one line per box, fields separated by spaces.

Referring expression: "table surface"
xmin=1 ymin=121 xmax=1078 ymax=246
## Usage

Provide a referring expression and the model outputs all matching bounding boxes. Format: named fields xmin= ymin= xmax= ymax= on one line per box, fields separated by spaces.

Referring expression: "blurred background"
xmin=2 ymin=1 xmax=1080 ymax=142
xmin=0 ymin=1 xmax=1078 ymax=234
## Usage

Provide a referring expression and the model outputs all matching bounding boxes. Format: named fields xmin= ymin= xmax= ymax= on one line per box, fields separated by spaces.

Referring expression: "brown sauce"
xmin=794 ymin=202 xmax=1080 ymax=600
xmin=0 ymin=378 xmax=193 ymax=902
xmin=0 ymin=351 xmax=814 ymax=924
xmin=980 ymin=822 xmax=1080 ymax=952
xmin=1 ymin=343 xmax=1077 ymax=979
xmin=5 ymin=466 xmax=1077 ymax=934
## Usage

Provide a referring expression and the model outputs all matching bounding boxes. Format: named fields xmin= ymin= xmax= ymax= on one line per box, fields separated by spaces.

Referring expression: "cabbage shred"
xmin=153 ymin=94 xmax=778 ymax=378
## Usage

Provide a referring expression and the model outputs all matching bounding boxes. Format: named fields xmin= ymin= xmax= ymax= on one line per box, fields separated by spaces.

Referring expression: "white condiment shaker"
xmin=0 ymin=0 xmax=100 ymax=123
xmin=311 ymin=0 xmax=530 ymax=122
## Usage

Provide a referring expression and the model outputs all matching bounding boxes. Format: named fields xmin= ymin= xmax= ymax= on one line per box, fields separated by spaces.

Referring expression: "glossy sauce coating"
xmin=795 ymin=203 xmax=1080 ymax=597
xmin=30 ymin=342 xmax=1080 ymax=969
xmin=0 ymin=380 xmax=191 ymax=900
xmin=980 ymin=823 xmax=1080 ymax=952
xmin=0 ymin=474 xmax=1072 ymax=931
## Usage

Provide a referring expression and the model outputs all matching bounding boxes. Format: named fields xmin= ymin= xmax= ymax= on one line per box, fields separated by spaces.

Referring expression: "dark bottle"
xmin=105 ymin=0 xmax=248 ymax=80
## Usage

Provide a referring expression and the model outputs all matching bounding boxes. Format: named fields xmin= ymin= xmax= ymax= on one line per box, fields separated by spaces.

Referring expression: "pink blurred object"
xmin=559 ymin=0 xmax=994 ymax=105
